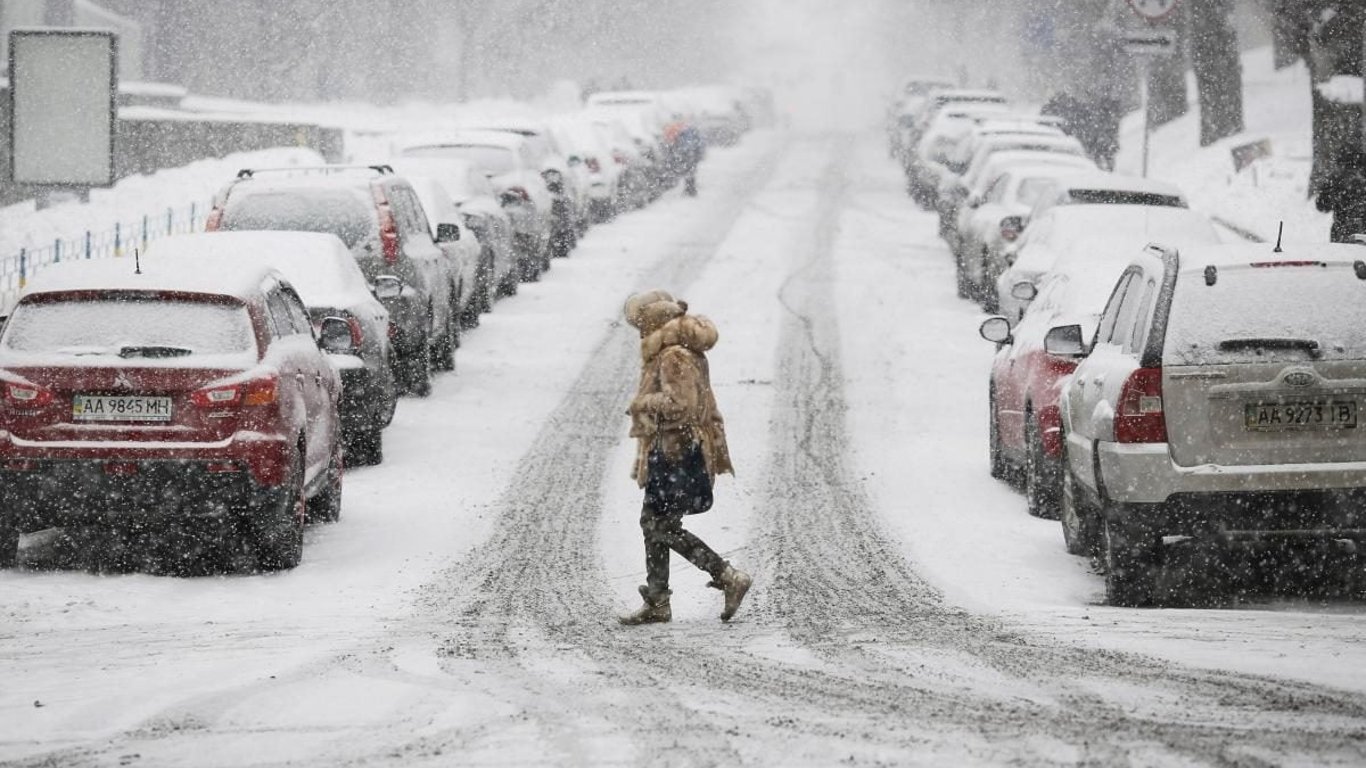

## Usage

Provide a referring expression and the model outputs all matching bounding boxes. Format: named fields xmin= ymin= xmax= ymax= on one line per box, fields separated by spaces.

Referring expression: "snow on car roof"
xmin=399 ymin=129 xmax=525 ymax=152
xmin=587 ymin=91 xmax=659 ymax=105
xmin=934 ymin=89 xmax=1007 ymax=102
xmin=982 ymin=150 xmax=1096 ymax=174
xmin=21 ymin=249 xmax=279 ymax=303
xmin=144 ymin=232 xmax=370 ymax=310
xmin=1013 ymin=206 xmax=1219 ymax=275
xmin=1049 ymin=171 xmax=1184 ymax=199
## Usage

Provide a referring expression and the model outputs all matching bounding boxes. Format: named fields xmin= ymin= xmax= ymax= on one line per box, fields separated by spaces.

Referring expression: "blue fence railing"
xmin=0 ymin=200 xmax=208 ymax=311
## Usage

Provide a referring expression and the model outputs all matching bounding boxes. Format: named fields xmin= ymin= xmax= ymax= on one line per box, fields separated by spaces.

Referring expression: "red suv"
xmin=0 ymin=254 xmax=343 ymax=572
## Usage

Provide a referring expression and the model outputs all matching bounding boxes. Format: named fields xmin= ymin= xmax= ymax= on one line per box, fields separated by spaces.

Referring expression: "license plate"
xmin=1245 ymin=402 xmax=1357 ymax=431
xmin=72 ymin=395 xmax=173 ymax=422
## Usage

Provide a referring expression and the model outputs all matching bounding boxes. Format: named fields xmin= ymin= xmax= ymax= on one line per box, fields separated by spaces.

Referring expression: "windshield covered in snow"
xmin=3 ymin=297 xmax=256 ymax=358
xmin=221 ymin=188 xmax=377 ymax=249
xmin=1166 ymin=266 xmax=1366 ymax=365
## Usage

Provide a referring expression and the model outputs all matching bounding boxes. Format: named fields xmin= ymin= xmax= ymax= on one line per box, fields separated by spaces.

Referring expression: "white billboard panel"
xmin=8 ymin=29 xmax=117 ymax=187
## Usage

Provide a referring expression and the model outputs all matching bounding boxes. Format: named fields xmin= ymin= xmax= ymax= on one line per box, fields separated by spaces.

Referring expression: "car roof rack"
xmin=236 ymin=164 xmax=394 ymax=180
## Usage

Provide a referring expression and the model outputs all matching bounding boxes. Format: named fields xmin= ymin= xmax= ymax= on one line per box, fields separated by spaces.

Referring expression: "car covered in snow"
xmin=387 ymin=156 xmax=519 ymax=302
xmin=146 ymin=231 xmax=397 ymax=467
xmin=995 ymin=203 xmax=1220 ymax=323
xmin=954 ymin=163 xmax=1096 ymax=308
xmin=1060 ymin=242 xmax=1366 ymax=606
xmin=397 ymin=131 xmax=554 ymax=283
xmin=0 ymin=254 xmax=344 ymax=571
xmin=403 ymin=174 xmax=485 ymax=332
xmin=206 ymin=165 xmax=458 ymax=397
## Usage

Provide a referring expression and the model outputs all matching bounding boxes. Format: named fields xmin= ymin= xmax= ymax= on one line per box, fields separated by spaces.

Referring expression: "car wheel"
xmin=254 ymin=453 xmax=305 ymax=571
xmin=980 ymin=249 xmax=999 ymax=312
xmin=1060 ymin=464 xmax=1098 ymax=556
xmin=346 ymin=427 xmax=384 ymax=467
xmin=1025 ymin=416 xmax=1061 ymax=520
xmin=988 ymin=388 xmax=1009 ymax=481
xmin=307 ymin=442 xmax=344 ymax=523
xmin=1103 ymin=510 xmax=1161 ymax=607
xmin=397 ymin=340 xmax=432 ymax=397
xmin=432 ymin=309 xmax=457 ymax=373
xmin=0 ymin=516 xmax=19 ymax=568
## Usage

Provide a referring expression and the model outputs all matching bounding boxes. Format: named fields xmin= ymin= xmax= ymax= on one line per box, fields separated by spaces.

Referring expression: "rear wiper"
xmin=1217 ymin=338 xmax=1321 ymax=357
xmin=118 ymin=345 xmax=193 ymax=359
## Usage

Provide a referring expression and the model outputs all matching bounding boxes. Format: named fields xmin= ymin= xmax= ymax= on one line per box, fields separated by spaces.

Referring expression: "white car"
xmin=955 ymin=163 xmax=1095 ymax=308
xmin=1059 ymin=242 xmax=1366 ymax=606
xmin=996 ymin=204 xmax=1221 ymax=323
xmin=397 ymin=131 xmax=553 ymax=282
xmin=404 ymin=175 xmax=485 ymax=331
xmin=546 ymin=115 xmax=621 ymax=223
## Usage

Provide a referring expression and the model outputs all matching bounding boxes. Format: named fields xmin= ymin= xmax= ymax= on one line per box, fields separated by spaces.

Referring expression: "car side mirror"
xmin=436 ymin=223 xmax=460 ymax=243
xmin=1044 ymin=324 xmax=1089 ymax=357
xmin=979 ymin=316 xmax=1013 ymax=345
xmin=1010 ymin=281 xmax=1038 ymax=302
xmin=318 ymin=316 xmax=355 ymax=354
xmin=373 ymin=275 xmax=403 ymax=300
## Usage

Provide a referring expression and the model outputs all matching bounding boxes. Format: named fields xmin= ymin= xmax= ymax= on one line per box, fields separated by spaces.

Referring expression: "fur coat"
xmin=624 ymin=291 xmax=734 ymax=489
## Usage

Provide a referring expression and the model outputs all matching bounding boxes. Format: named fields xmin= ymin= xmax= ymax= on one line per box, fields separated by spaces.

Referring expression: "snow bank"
xmin=1116 ymin=46 xmax=1331 ymax=245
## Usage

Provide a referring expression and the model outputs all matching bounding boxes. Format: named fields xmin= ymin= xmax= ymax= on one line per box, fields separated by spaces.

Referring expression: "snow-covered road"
xmin=2 ymin=131 xmax=1365 ymax=767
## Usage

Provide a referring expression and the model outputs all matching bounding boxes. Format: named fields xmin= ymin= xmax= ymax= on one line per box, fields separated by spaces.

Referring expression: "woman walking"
xmin=619 ymin=290 xmax=751 ymax=625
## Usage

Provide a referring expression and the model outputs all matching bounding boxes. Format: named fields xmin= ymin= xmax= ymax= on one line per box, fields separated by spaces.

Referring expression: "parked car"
xmin=1024 ymin=172 xmax=1188 ymax=223
xmin=546 ymin=115 xmax=621 ymax=223
xmin=978 ymin=244 xmax=1167 ymax=520
xmin=995 ymin=204 xmax=1220 ymax=322
xmin=906 ymin=104 xmax=1012 ymax=206
xmin=583 ymin=110 xmax=654 ymax=211
xmin=938 ymin=133 xmax=1088 ymax=244
xmin=207 ymin=166 xmax=459 ymax=396
xmin=955 ymin=163 xmax=1098 ymax=307
xmin=397 ymin=131 xmax=553 ymax=282
xmin=147 ymin=231 xmax=397 ymax=467
xmin=404 ymin=174 xmax=484 ymax=331
xmin=387 ymin=156 xmax=519 ymax=302
xmin=469 ymin=118 xmax=587 ymax=246
xmin=1059 ymin=242 xmax=1366 ymax=606
xmin=0 ymin=255 xmax=344 ymax=571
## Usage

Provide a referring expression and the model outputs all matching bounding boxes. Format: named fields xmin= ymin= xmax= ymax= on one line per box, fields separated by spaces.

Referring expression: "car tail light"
xmin=612 ymin=150 xmax=628 ymax=165
xmin=507 ymin=186 xmax=531 ymax=203
xmin=586 ymin=157 xmax=602 ymax=173
xmin=4 ymin=381 xmax=54 ymax=409
xmin=191 ymin=374 xmax=278 ymax=408
xmin=1000 ymin=217 xmax=1023 ymax=242
xmin=347 ymin=315 xmax=364 ymax=349
xmin=204 ymin=206 xmax=225 ymax=231
xmin=1114 ymin=367 xmax=1167 ymax=444
xmin=377 ymin=205 xmax=400 ymax=265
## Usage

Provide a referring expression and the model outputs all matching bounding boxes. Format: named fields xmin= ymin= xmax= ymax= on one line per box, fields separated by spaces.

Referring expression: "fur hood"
xmin=641 ymin=314 xmax=718 ymax=364
xmin=624 ymin=290 xmax=685 ymax=335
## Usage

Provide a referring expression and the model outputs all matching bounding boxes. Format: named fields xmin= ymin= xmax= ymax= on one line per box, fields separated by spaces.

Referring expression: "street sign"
xmin=1123 ymin=29 xmax=1178 ymax=57
xmin=1126 ymin=0 xmax=1181 ymax=22
xmin=8 ymin=29 xmax=118 ymax=188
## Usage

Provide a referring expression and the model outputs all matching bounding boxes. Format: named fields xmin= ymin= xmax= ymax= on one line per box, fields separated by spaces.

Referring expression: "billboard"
xmin=8 ymin=29 xmax=117 ymax=187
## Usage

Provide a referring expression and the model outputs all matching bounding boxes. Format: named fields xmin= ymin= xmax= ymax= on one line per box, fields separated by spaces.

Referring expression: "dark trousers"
xmin=640 ymin=504 xmax=726 ymax=598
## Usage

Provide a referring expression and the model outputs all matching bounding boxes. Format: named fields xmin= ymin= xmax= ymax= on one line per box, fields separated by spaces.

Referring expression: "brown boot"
xmin=715 ymin=565 xmax=752 ymax=622
xmin=619 ymin=587 xmax=671 ymax=625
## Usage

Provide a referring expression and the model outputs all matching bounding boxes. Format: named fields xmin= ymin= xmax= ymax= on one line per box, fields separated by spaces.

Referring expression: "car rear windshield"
xmin=221 ymin=188 xmax=377 ymax=248
xmin=402 ymin=145 xmax=515 ymax=175
xmin=1165 ymin=266 xmax=1366 ymax=365
xmin=3 ymin=297 xmax=256 ymax=359
xmin=1068 ymin=190 xmax=1184 ymax=207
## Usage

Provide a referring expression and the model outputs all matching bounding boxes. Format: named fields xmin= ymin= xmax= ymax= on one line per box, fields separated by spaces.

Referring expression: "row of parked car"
xmin=891 ymin=76 xmax=1366 ymax=606
xmin=0 ymin=86 xmax=765 ymax=573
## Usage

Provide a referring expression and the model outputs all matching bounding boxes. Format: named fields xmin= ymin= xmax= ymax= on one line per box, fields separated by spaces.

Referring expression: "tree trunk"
xmin=1147 ymin=9 xmax=1190 ymax=128
xmin=1190 ymin=0 xmax=1245 ymax=145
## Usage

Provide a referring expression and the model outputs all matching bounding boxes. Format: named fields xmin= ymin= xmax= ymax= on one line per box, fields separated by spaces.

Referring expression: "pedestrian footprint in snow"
xmin=619 ymin=290 xmax=752 ymax=625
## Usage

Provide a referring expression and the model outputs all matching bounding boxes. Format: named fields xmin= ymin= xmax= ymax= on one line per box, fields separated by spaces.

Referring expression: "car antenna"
xmin=1273 ymin=221 xmax=1284 ymax=253
xmin=134 ymin=248 xmax=142 ymax=275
